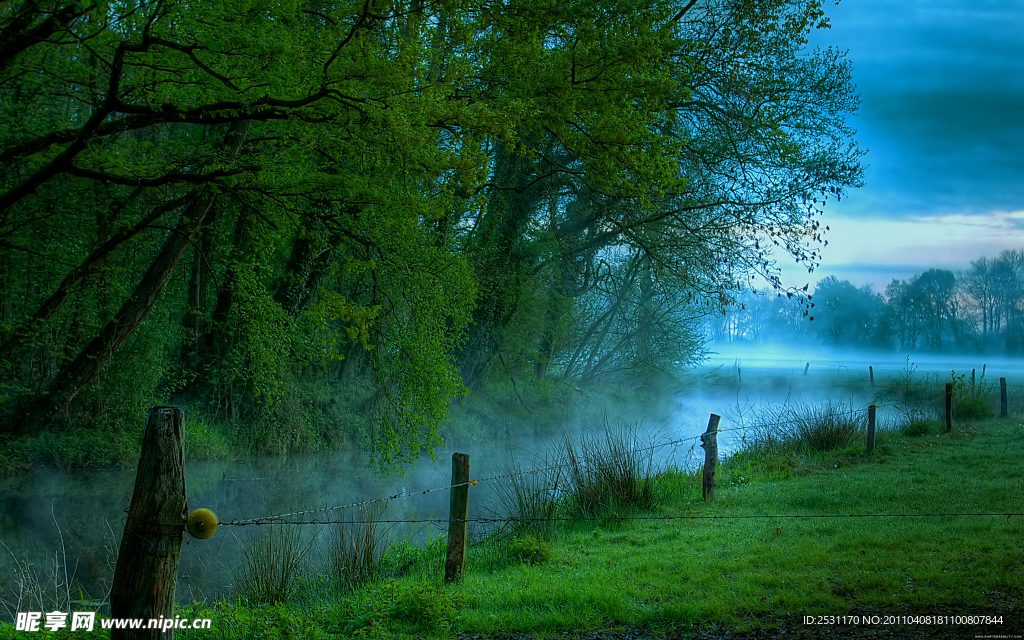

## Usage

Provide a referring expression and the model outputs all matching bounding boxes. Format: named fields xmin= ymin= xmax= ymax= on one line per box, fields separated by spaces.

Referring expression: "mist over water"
xmin=3 ymin=344 xmax=1022 ymax=608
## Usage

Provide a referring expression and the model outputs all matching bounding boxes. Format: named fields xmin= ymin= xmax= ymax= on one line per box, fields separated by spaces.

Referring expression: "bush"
xmin=509 ymin=536 xmax=553 ymax=565
xmin=390 ymin=582 xmax=462 ymax=633
xmin=950 ymin=372 xmax=995 ymax=421
xmin=379 ymin=540 xmax=422 ymax=579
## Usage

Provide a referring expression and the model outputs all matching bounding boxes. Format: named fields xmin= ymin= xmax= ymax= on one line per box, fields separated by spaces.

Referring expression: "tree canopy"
xmin=0 ymin=0 xmax=862 ymax=469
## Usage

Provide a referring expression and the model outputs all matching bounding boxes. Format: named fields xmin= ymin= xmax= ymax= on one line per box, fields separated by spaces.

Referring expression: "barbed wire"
xmin=217 ymin=511 xmax=1024 ymax=527
xmin=205 ymin=400 xmax=983 ymax=528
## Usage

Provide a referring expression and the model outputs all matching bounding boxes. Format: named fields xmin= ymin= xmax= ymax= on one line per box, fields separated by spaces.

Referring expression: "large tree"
xmin=0 ymin=0 xmax=863 ymax=467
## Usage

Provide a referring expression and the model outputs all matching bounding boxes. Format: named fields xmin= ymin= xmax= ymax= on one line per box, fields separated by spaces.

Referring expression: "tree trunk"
xmin=14 ymin=197 xmax=215 ymax=433
xmin=273 ymin=229 xmax=339 ymax=320
xmin=9 ymin=122 xmax=250 ymax=434
xmin=458 ymin=137 xmax=542 ymax=387
xmin=180 ymin=221 xmax=212 ymax=369
xmin=0 ymin=194 xmax=193 ymax=365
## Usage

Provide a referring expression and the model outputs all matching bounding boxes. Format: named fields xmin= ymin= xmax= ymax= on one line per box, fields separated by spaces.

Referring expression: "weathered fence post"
xmin=869 ymin=366 xmax=875 ymax=390
xmin=971 ymin=369 xmax=975 ymax=386
xmin=1000 ymin=377 xmax=1008 ymax=418
xmin=445 ymin=452 xmax=470 ymax=584
xmin=803 ymin=363 xmax=810 ymax=376
xmin=866 ymin=405 xmax=876 ymax=453
xmin=111 ymin=407 xmax=187 ymax=640
xmin=982 ymin=364 xmax=987 ymax=379
xmin=944 ymin=383 xmax=953 ymax=433
xmin=701 ymin=414 xmax=721 ymax=502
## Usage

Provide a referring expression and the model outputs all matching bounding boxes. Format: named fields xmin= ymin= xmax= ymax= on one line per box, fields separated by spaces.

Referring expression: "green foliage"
xmin=379 ymin=540 xmax=423 ymax=579
xmin=0 ymin=0 xmax=864 ymax=473
xmin=332 ymin=578 xmax=462 ymax=638
xmin=950 ymin=371 xmax=996 ymax=421
xmin=508 ymin=537 xmax=553 ymax=565
xmin=389 ymin=582 xmax=462 ymax=632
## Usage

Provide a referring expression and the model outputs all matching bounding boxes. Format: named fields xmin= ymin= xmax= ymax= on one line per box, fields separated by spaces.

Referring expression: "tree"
xmin=812 ymin=276 xmax=883 ymax=348
xmin=0 ymin=0 xmax=864 ymax=468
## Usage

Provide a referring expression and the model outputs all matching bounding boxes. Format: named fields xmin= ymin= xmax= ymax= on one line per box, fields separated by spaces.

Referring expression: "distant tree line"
xmin=708 ymin=249 xmax=1024 ymax=353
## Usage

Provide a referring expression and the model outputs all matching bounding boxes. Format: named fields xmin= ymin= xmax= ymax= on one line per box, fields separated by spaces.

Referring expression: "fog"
xmin=3 ymin=343 xmax=1022 ymax=611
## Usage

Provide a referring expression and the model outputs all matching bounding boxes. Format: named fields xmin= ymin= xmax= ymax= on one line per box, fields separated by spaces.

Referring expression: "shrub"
xmin=950 ymin=371 xmax=995 ymax=421
xmin=379 ymin=540 xmax=422 ymax=579
xmin=509 ymin=536 xmax=553 ymax=565
xmin=390 ymin=582 xmax=462 ymax=633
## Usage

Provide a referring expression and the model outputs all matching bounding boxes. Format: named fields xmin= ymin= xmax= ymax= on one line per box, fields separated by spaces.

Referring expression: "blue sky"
xmin=779 ymin=0 xmax=1024 ymax=291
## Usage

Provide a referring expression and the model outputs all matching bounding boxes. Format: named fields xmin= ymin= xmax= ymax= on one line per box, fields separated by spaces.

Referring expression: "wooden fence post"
xmin=1000 ymin=377 xmax=1008 ymax=418
xmin=701 ymin=414 xmax=721 ymax=502
xmin=803 ymin=363 xmax=809 ymax=376
xmin=866 ymin=405 xmax=876 ymax=453
xmin=971 ymin=369 xmax=975 ymax=386
xmin=869 ymin=366 xmax=874 ymax=390
xmin=445 ymin=452 xmax=470 ymax=584
xmin=111 ymin=407 xmax=187 ymax=640
xmin=982 ymin=364 xmax=987 ymax=379
xmin=944 ymin=383 xmax=953 ymax=433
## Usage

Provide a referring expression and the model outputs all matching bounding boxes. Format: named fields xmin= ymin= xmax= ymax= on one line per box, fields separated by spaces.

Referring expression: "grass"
xmin=233 ymin=524 xmax=315 ymax=605
xmin=137 ymin=415 xmax=1024 ymax=639
xmin=741 ymin=400 xmax=866 ymax=455
xmin=447 ymin=418 xmax=1024 ymax=636
xmin=488 ymin=456 xmax=564 ymax=541
xmin=4 ymin=410 xmax=1023 ymax=638
xmin=561 ymin=422 xmax=661 ymax=518
xmin=326 ymin=502 xmax=387 ymax=590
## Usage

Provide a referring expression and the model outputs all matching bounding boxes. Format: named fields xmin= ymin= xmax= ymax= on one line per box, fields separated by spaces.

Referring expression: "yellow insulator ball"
xmin=186 ymin=508 xmax=219 ymax=540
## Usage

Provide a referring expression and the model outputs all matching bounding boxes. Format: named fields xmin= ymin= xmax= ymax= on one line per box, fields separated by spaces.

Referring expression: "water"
xmin=0 ymin=425 xmax=685 ymax=607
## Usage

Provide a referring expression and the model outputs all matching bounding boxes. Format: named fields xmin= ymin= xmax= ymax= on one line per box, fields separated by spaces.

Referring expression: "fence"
xmin=106 ymin=376 xmax=1020 ymax=638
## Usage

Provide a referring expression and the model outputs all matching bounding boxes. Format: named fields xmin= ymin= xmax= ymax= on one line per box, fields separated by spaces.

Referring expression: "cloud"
xmin=809 ymin=0 xmax=1024 ymax=219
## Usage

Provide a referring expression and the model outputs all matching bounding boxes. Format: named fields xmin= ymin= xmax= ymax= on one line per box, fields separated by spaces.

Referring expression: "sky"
xmin=776 ymin=0 xmax=1024 ymax=292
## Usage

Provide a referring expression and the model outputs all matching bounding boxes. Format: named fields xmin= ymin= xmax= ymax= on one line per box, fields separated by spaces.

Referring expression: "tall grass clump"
xmin=744 ymin=400 xmax=864 ymax=455
xmin=234 ymin=523 xmax=314 ymax=605
xmin=561 ymin=421 xmax=659 ymax=517
xmin=950 ymin=371 xmax=995 ymax=422
xmin=327 ymin=502 xmax=387 ymax=590
xmin=487 ymin=458 xmax=564 ymax=541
